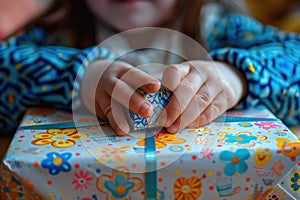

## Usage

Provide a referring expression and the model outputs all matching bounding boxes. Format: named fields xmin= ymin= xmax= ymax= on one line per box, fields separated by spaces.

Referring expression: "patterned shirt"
xmin=207 ymin=14 xmax=300 ymax=126
xmin=0 ymin=28 xmax=115 ymax=135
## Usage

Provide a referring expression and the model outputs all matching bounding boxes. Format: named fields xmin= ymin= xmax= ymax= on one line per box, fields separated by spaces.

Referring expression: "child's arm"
xmin=0 ymin=27 xmax=115 ymax=135
xmin=206 ymin=13 xmax=300 ymax=126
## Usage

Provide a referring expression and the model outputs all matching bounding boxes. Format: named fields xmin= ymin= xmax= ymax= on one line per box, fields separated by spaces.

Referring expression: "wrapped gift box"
xmin=1 ymin=105 xmax=300 ymax=200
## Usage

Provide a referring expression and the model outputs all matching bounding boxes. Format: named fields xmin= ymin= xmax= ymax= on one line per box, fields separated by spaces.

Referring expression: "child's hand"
xmin=81 ymin=60 xmax=161 ymax=136
xmin=159 ymin=60 xmax=247 ymax=133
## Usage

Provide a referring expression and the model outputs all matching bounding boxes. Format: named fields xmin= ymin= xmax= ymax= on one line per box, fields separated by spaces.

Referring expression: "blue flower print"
xmin=105 ymin=174 xmax=135 ymax=198
xmin=41 ymin=152 xmax=72 ymax=175
xmin=290 ymin=171 xmax=300 ymax=192
xmin=224 ymin=133 xmax=257 ymax=145
xmin=220 ymin=149 xmax=250 ymax=176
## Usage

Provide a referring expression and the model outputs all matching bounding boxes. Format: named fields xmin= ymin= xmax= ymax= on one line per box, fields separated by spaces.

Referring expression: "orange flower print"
xmin=174 ymin=177 xmax=202 ymax=200
xmin=31 ymin=128 xmax=87 ymax=148
xmin=95 ymin=145 xmax=132 ymax=165
xmin=136 ymin=131 xmax=186 ymax=149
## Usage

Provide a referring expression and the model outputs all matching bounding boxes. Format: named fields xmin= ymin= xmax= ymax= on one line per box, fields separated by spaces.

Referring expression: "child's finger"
xmin=165 ymin=92 xmax=206 ymax=133
xmin=159 ymin=67 xmax=208 ymax=127
xmin=161 ymin=63 xmax=190 ymax=91
xmin=95 ymin=91 xmax=112 ymax=120
xmin=97 ymin=96 xmax=130 ymax=136
xmin=119 ymin=67 xmax=161 ymax=93
xmin=108 ymin=100 xmax=130 ymax=136
xmin=188 ymin=92 xmax=227 ymax=128
xmin=104 ymin=77 xmax=153 ymax=117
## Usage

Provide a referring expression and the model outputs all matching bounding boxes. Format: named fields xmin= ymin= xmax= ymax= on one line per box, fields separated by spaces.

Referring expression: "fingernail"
xmin=140 ymin=102 xmax=152 ymax=116
xmin=169 ymin=123 xmax=179 ymax=133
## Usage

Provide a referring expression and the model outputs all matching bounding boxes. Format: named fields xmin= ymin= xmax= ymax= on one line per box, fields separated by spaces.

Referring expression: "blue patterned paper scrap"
xmin=129 ymin=88 xmax=172 ymax=130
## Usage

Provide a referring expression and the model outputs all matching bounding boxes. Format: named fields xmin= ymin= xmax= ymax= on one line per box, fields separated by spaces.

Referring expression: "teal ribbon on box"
xmin=214 ymin=116 xmax=278 ymax=122
xmin=18 ymin=121 xmax=108 ymax=130
xmin=145 ymin=130 xmax=158 ymax=200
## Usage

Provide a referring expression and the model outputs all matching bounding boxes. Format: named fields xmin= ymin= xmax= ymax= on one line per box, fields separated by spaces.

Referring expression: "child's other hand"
xmin=81 ymin=60 xmax=161 ymax=136
xmin=159 ymin=60 xmax=247 ymax=133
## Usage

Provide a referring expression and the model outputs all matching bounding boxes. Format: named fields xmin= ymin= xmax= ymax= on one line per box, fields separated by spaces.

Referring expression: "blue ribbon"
xmin=145 ymin=130 xmax=157 ymax=200
xmin=214 ymin=116 xmax=278 ymax=122
xmin=18 ymin=121 xmax=108 ymax=130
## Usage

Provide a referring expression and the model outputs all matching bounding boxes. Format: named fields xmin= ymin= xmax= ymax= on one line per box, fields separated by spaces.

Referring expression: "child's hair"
xmin=27 ymin=0 xmax=248 ymax=48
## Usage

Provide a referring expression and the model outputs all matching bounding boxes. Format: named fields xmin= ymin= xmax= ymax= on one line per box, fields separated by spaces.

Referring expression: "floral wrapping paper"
xmin=1 ymin=105 xmax=300 ymax=200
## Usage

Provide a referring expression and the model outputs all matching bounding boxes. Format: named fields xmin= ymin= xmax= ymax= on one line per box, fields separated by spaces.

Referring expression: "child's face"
xmin=85 ymin=0 xmax=177 ymax=31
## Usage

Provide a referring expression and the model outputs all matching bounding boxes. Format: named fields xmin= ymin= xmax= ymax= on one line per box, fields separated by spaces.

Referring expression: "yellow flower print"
xmin=223 ymin=126 xmax=236 ymax=131
xmin=173 ymin=177 xmax=202 ymax=200
xmin=188 ymin=127 xmax=211 ymax=136
xmin=31 ymin=128 xmax=87 ymax=148
xmin=136 ymin=131 xmax=186 ymax=149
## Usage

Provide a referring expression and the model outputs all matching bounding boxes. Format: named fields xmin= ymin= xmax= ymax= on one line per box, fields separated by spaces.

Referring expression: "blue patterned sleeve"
xmin=206 ymin=14 xmax=300 ymax=126
xmin=0 ymin=27 xmax=115 ymax=135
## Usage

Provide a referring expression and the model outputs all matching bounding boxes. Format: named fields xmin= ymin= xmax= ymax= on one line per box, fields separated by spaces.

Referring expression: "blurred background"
xmin=0 ymin=0 xmax=52 ymax=40
xmin=246 ymin=0 xmax=300 ymax=33
xmin=0 ymin=0 xmax=300 ymax=40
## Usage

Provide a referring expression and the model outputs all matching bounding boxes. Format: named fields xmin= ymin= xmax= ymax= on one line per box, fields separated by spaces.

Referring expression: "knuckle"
xmin=195 ymin=93 xmax=211 ymax=106
xmin=181 ymin=80 xmax=198 ymax=94
xmin=168 ymin=65 xmax=181 ymax=73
